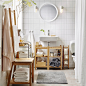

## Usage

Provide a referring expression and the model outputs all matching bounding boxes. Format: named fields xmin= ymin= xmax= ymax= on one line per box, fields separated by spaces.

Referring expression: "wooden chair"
xmin=7 ymin=8 xmax=34 ymax=86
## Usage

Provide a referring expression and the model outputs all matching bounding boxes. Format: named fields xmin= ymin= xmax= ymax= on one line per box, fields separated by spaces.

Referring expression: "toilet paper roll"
xmin=64 ymin=48 xmax=68 ymax=54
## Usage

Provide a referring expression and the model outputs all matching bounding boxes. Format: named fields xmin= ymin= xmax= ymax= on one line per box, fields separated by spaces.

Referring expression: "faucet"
xmin=48 ymin=30 xmax=50 ymax=36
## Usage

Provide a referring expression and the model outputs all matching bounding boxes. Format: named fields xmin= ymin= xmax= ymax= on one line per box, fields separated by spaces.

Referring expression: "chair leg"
xmin=14 ymin=65 xmax=16 ymax=72
xmin=13 ymin=65 xmax=16 ymax=78
xmin=7 ymin=62 xmax=13 ymax=86
xmin=30 ymin=64 xmax=32 ymax=86
xmin=32 ymin=60 xmax=34 ymax=83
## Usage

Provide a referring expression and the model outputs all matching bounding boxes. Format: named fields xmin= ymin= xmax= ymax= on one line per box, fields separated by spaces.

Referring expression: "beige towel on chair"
xmin=2 ymin=9 xmax=14 ymax=71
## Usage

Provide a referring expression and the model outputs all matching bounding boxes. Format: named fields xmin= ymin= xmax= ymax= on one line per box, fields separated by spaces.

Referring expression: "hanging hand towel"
xmin=27 ymin=30 xmax=35 ymax=57
xmin=31 ymin=31 xmax=35 ymax=56
xmin=2 ymin=9 xmax=14 ymax=71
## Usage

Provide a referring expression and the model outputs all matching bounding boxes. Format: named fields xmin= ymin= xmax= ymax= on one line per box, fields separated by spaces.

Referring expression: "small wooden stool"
xmin=7 ymin=58 xmax=34 ymax=86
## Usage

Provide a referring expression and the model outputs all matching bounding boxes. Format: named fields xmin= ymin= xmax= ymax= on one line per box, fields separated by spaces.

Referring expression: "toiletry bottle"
xmin=20 ymin=36 xmax=22 ymax=42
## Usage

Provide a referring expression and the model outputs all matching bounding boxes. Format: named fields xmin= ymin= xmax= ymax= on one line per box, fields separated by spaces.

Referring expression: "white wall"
xmin=23 ymin=0 xmax=75 ymax=67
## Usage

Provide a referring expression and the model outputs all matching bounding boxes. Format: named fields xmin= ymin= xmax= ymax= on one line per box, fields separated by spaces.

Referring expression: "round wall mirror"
xmin=39 ymin=3 xmax=58 ymax=22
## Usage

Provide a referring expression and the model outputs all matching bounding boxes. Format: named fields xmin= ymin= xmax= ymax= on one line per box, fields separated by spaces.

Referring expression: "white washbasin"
xmin=39 ymin=36 xmax=58 ymax=42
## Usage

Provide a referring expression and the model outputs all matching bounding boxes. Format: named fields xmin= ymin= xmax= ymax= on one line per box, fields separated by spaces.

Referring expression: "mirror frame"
xmin=39 ymin=3 xmax=58 ymax=22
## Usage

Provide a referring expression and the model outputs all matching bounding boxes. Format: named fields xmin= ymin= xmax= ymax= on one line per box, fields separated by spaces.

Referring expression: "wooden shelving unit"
xmin=36 ymin=55 xmax=47 ymax=57
xmin=48 ymin=46 xmax=62 ymax=70
xmin=49 ymin=56 xmax=61 ymax=57
xmin=63 ymin=45 xmax=69 ymax=69
xmin=35 ymin=46 xmax=62 ymax=70
xmin=35 ymin=46 xmax=49 ymax=70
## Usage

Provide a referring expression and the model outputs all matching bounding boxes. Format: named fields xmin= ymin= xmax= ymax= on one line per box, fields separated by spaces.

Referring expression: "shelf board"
xmin=49 ymin=66 xmax=61 ymax=68
xmin=10 ymin=78 xmax=30 ymax=84
xmin=64 ymin=64 xmax=68 ymax=66
xmin=36 ymin=55 xmax=48 ymax=57
xmin=49 ymin=56 xmax=61 ymax=58
xmin=36 ymin=65 xmax=47 ymax=68
xmin=49 ymin=47 xmax=62 ymax=49
xmin=64 ymin=47 xmax=68 ymax=48
xmin=64 ymin=59 xmax=68 ymax=60
xmin=36 ymin=47 xmax=48 ymax=49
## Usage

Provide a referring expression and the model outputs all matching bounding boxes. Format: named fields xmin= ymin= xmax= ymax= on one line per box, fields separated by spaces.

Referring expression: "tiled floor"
xmin=0 ymin=69 xmax=81 ymax=86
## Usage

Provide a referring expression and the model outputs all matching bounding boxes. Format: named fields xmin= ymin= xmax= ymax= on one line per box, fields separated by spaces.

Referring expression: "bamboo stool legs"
xmin=30 ymin=64 xmax=32 ymax=86
xmin=32 ymin=61 xmax=34 ymax=83
xmin=7 ymin=63 xmax=13 ymax=86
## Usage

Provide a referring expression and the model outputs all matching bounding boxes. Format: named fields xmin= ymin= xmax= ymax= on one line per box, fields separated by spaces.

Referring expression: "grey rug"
xmin=37 ymin=71 xmax=68 ymax=84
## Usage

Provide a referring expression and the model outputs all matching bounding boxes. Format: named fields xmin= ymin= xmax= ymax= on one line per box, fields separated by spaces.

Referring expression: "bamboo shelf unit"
xmin=35 ymin=46 xmax=62 ymax=70
xmin=63 ymin=45 xmax=69 ymax=69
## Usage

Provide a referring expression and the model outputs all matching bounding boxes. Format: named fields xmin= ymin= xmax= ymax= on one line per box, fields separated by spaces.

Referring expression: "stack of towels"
xmin=14 ymin=68 xmax=29 ymax=82
xmin=36 ymin=52 xmax=43 ymax=56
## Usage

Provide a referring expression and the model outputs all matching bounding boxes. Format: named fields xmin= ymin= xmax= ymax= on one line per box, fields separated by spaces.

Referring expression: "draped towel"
xmin=31 ymin=31 xmax=35 ymax=56
xmin=27 ymin=30 xmax=35 ymax=57
xmin=2 ymin=9 xmax=14 ymax=71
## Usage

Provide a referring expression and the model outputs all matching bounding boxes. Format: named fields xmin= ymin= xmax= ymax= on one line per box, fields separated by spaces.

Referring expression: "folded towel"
xmin=37 ymin=52 xmax=43 ymax=56
xmin=14 ymin=68 xmax=30 ymax=82
xmin=37 ymin=52 xmax=43 ymax=54
xmin=14 ymin=73 xmax=29 ymax=79
xmin=19 ymin=54 xmax=28 ymax=58
xmin=14 ymin=80 xmax=28 ymax=82
xmin=14 ymin=76 xmax=29 ymax=82
xmin=14 ymin=68 xmax=29 ymax=74
xmin=14 ymin=78 xmax=29 ymax=82
xmin=14 ymin=76 xmax=28 ymax=79
xmin=14 ymin=73 xmax=28 ymax=76
xmin=14 ymin=72 xmax=28 ymax=75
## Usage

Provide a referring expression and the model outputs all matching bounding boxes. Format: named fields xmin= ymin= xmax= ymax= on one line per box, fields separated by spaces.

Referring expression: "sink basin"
xmin=39 ymin=36 xmax=58 ymax=42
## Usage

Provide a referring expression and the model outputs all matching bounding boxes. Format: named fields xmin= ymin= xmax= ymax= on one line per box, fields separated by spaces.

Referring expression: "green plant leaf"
xmin=30 ymin=0 xmax=36 ymax=5
xmin=40 ymin=29 xmax=45 ymax=32
xmin=40 ymin=29 xmax=43 ymax=31
xmin=3 ymin=0 xmax=13 ymax=5
xmin=3 ymin=0 xmax=36 ymax=7
xmin=26 ymin=1 xmax=32 ymax=7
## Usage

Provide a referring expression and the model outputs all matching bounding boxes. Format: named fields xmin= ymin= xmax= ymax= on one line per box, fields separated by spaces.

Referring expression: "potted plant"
xmin=40 ymin=29 xmax=45 ymax=35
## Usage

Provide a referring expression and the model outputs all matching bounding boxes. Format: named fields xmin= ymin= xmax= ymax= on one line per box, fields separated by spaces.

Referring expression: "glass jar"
xmin=50 ymin=52 xmax=54 ymax=56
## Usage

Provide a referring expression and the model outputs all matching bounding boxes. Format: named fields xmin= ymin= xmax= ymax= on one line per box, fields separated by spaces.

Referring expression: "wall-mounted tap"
xmin=48 ymin=30 xmax=50 ymax=36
